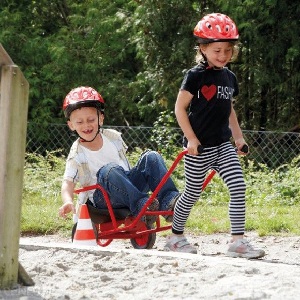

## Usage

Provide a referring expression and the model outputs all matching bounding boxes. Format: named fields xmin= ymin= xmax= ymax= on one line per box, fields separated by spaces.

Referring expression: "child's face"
xmin=200 ymin=42 xmax=233 ymax=68
xmin=68 ymin=107 xmax=104 ymax=140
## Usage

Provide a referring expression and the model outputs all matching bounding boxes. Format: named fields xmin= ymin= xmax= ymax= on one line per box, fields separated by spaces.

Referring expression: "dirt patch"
xmin=1 ymin=233 xmax=299 ymax=300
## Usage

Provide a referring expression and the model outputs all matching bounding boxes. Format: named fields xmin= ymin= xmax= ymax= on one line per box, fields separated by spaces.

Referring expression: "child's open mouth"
xmin=82 ymin=129 xmax=93 ymax=134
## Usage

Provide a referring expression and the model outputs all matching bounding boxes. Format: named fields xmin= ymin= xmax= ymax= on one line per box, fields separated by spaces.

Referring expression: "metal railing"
xmin=26 ymin=123 xmax=300 ymax=169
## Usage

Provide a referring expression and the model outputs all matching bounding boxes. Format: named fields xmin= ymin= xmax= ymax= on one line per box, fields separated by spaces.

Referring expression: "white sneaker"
xmin=226 ymin=238 xmax=265 ymax=259
xmin=164 ymin=235 xmax=197 ymax=254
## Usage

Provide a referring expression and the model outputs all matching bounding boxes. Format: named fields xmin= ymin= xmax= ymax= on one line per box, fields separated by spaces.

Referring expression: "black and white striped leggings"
xmin=172 ymin=141 xmax=246 ymax=236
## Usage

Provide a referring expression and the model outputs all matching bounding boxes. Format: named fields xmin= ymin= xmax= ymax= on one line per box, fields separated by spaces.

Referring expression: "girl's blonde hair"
xmin=195 ymin=41 xmax=240 ymax=64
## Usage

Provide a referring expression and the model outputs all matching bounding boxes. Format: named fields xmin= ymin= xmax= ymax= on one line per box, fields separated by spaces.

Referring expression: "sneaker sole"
xmin=226 ymin=250 xmax=265 ymax=259
xmin=164 ymin=246 xmax=197 ymax=254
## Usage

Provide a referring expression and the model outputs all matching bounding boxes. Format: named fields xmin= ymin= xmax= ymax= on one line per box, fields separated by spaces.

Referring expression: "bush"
xmin=21 ymin=151 xmax=300 ymax=236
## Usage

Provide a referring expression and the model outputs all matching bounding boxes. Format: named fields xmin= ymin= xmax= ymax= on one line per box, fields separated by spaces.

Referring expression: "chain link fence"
xmin=26 ymin=123 xmax=300 ymax=169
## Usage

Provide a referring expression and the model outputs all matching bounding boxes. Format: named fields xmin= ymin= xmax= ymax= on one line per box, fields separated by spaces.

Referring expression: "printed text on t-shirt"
xmin=199 ymin=85 xmax=234 ymax=101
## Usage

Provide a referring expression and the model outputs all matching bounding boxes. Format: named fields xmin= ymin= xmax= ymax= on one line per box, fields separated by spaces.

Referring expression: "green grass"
xmin=187 ymin=203 xmax=300 ymax=236
xmin=21 ymin=149 xmax=300 ymax=238
xmin=22 ymin=151 xmax=73 ymax=237
xmin=21 ymin=193 xmax=72 ymax=236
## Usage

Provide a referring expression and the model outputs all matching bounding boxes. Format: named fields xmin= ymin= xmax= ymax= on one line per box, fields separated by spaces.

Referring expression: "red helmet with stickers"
xmin=63 ymin=86 xmax=105 ymax=119
xmin=193 ymin=13 xmax=239 ymax=43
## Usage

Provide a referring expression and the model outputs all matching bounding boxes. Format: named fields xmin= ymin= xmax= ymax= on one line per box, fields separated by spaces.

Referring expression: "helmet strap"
xmin=200 ymin=51 xmax=223 ymax=70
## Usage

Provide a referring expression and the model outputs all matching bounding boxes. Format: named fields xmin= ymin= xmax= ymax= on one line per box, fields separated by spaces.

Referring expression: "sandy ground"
xmin=1 ymin=232 xmax=300 ymax=300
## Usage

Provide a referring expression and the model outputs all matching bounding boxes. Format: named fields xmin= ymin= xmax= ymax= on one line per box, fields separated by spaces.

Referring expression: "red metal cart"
xmin=72 ymin=149 xmax=215 ymax=249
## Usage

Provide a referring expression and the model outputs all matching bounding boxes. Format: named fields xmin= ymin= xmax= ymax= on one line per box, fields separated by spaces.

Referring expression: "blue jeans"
xmin=93 ymin=150 xmax=179 ymax=216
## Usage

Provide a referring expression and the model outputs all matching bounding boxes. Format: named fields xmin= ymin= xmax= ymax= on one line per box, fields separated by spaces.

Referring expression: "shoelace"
xmin=240 ymin=240 xmax=255 ymax=250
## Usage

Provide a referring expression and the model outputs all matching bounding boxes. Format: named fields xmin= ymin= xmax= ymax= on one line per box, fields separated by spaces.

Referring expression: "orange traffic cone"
xmin=73 ymin=204 xmax=97 ymax=246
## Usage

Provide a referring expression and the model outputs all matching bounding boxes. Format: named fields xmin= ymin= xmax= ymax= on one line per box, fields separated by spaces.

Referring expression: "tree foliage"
xmin=0 ymin=0 xmax=299 ymax=132
xmin=218 ymin=0 xmax=300 ymax=130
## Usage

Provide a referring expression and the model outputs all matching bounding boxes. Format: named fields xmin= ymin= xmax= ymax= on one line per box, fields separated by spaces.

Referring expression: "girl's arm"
xmin=175 ymin=90 xmax=200 ymax=155
xmin=229 ymin=103 xmax=248 ymax=153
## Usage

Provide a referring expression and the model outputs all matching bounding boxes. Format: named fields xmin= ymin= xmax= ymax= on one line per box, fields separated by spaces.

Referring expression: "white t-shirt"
xmin=80 ymin=134 xmax=129 ymax=185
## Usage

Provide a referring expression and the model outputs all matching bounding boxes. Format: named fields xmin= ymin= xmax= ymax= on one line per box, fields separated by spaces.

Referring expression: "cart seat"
xmin=87 ymin=203 xmax=131 ymax=224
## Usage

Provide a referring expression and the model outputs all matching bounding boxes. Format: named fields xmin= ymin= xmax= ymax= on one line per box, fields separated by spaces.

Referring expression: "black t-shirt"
xmin=181 ymin=63 xmax=239 ymax=147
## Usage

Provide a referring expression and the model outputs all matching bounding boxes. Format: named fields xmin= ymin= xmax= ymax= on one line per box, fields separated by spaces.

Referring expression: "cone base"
xmin=73 ymin=239 xmax=98 ymax=246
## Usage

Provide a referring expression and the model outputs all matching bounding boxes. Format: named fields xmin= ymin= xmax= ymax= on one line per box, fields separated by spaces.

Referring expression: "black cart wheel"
xmin=130 ymin=225 xmax=156 ymax=249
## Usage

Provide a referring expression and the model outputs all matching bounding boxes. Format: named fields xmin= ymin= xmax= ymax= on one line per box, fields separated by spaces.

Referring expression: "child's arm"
xmin=175 ymin=90 xmax=201 ymax=155
xmin=229 ymin=103 xmax=248 ymax=154
xmin=59 ymin=179 xmax=76 ymax=218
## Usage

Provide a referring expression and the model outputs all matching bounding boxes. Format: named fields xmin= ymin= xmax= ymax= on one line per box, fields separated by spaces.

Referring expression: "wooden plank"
xmin=0 ymin=44 xmax=14 ymax=66
xmin=0 ymin=64 xmax=29 ymax=289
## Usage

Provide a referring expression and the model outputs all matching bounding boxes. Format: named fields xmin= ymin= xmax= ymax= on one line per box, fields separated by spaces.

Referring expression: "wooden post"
xmin=0 ymin=44 xmax=31 ymax=289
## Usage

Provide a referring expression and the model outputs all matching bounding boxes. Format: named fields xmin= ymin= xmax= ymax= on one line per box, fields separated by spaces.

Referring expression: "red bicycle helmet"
xmin=63 ymin=86 xmax=105 ymax=119
xmin=194 ymin=13 xmax=239 ymax=43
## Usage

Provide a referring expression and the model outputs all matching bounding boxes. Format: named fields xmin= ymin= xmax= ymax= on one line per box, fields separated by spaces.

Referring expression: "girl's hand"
xmin=235 ymin=138 xmax=249 ymax=156
xmin=187 ymin=138 xmax=202 ymax=155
